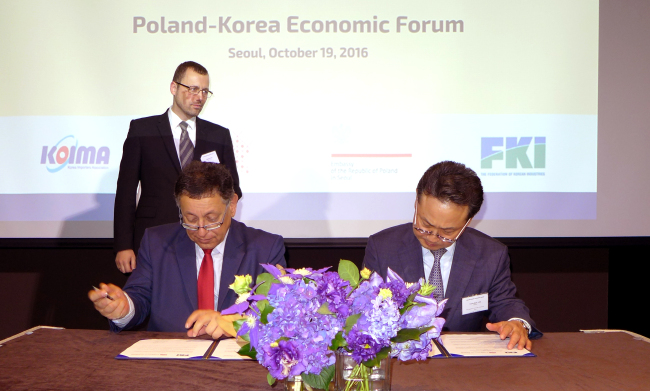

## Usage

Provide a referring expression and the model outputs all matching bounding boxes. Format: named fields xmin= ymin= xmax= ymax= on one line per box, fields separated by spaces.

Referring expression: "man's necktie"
xmin=428 ymin=248 xmax=447 ymax=302
xmin=179 ymin=121 xmax=194 ymax=169
xmin=197 ymin=248 xmax=214 ymax=310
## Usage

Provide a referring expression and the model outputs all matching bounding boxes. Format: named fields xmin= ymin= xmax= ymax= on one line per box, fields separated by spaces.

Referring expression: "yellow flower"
xmin=270 ymin=341 xmax=279 ymax=348
xmin=229 ymin=274 xmax=253 ymax=294
xmin=293 ymin=268 xmax=311 ymax=276
xmin=418 ymin=281 xmax=435 ymax=296
xmin=360 ymin=267 xmax=372 ymax=280
xmin=379 ymin=288 xmax=393 ymax=299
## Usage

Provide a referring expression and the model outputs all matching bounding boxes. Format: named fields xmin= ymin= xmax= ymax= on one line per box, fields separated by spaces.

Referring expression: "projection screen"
xmin=2 ymin=0 xmax=646 ymax=239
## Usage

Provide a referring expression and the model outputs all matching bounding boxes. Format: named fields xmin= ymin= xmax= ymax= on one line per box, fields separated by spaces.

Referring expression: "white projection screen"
xmin=0 ymin=0 xmax=648 ymax=239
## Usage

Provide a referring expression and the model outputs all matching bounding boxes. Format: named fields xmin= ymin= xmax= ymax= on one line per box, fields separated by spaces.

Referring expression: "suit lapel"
xmin=444 ymin=233 xmax=478 ymax=321
xmin=398 ymin=229 xmax=426 ymax=283
xmin=175 ymin=229 xmax=199 ymax=310
xmin=218 ymin=220 xmax=246 ymax=310
xmin=195 ymin=119 xmax=206 ymax=160
xmin=158 ymin=111 xmax=182 ymax=175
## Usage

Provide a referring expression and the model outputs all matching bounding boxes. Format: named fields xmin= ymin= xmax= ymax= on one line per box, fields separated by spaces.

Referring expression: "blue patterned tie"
xmin=428 ymin=248 xmax=447 ymax=301
xmin=179 ymin=121 xmax=194 ymax=169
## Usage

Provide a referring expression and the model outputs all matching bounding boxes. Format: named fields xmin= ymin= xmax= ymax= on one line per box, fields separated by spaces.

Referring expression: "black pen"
xmin=92 ymin=285 xmax=115 ymax=301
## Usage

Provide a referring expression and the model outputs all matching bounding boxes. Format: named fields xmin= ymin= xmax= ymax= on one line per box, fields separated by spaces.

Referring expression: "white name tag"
xmin=462 ymin=293 xmax=488 ymax=315
xmin=201 ymin=151 xmax=220 ymax=163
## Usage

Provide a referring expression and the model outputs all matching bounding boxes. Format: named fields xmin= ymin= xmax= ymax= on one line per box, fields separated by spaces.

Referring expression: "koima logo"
xmin=481 ymin=137 xmax=546 ymax=169
xmin=40 ymin=135 xmax=110 ymax=173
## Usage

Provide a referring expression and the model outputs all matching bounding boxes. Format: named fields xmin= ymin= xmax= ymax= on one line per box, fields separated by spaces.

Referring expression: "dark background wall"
xmin=1 ymin=238 xmax=648 ymax=341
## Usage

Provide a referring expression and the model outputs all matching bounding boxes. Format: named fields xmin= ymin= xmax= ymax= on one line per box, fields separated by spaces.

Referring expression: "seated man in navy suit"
xmin=363 ymin=161 xmax=541 ymax=350
xmin=90 ymin=161 xmax=285 ymax=339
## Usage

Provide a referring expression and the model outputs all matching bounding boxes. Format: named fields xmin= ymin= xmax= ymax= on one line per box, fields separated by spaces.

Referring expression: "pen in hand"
xmin=92 ymin=285 xmax=115 ymax=301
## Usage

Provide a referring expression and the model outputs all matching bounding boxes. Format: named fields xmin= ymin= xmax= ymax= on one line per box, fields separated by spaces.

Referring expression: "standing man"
xmin=114 ymin=61 xmax=242 ymax=273
xmin=92 ymin=161 xmax=283 ymax=337
xmin=363 ymin=161 xmax=542 ymax=350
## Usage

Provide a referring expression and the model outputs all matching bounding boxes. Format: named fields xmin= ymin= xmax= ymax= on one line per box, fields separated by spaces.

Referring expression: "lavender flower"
xmin=345 ymin=328 xmax=382 ymax=364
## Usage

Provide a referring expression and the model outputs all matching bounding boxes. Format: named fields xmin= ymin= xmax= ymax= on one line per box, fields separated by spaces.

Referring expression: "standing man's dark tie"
xmin=197 ymin=248 xmax=214 ymax=310
xmin=179 ymin=121 xmax=194 ymax=169
xmin=428 ymin=248 xmax=447 ymax=302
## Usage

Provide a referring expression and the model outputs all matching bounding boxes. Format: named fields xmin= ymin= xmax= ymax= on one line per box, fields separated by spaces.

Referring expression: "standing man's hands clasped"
xmin=88 ymin=283 xmax=130 ymax=320
xmin=115 ymin=249 xmax=137 ymax=273
xmin=486 ymin=320 xmax=532 ymax=350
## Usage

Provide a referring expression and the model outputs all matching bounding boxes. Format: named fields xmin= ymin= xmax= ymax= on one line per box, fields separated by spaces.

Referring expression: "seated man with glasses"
xmin=114 ymin=61 xmax=242 ymax=275
xmin=90 ymin=161 xmax=285 ymax=339
xmin=363 ymin=161 xmax=542 ymax=350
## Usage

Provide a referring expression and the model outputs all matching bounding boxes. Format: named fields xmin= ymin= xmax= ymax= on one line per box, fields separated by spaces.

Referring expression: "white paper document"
xmin=429 ymin=334 xmax=535 ymax=358
xmin=116 ymin=338 xmax=252 ymax=360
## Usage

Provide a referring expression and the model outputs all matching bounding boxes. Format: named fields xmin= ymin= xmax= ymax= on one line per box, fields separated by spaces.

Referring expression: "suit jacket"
xmin=114 ymin=111 xmax=242 ymax=253
xmin=363 ymin=223 xmax=541 ymax=338
xmin=110 ymin=219 xmax=286 ymax=332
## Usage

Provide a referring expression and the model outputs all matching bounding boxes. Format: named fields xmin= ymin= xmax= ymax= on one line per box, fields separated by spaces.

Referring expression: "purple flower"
xmin=345 ymin=328 xmax=382 ymax=364
xmin=310 ymin=271 xmax=352 ymax=317
xmin=261 ymin=340 xmax=306 ymax=379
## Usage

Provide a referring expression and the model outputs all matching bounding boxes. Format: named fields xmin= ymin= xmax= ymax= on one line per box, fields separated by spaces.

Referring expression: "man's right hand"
xmin=88 ymin=283 xmax=130 ymax=320
xmin=115 ymin=249 xmax=136 ymax=273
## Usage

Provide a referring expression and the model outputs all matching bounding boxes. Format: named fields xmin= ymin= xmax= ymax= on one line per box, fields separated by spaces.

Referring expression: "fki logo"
xmin=481 ymin=137 xmax=546 ymax=169
xmin=41 ymin=135 xmax=110 ymax=173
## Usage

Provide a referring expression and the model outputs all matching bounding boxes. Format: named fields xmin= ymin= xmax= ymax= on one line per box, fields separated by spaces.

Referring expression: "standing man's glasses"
xmin=175 ymin=81 xmax=213 ymax=98
xmin=413 ymin=202 xmax=471 ymax=243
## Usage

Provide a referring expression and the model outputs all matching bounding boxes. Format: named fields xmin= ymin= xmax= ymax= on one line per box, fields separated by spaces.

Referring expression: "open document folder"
xmin=116 ymin=338 xmax=252 ymax=360
xmin=429 ymin=334 xmax=536 ymax=358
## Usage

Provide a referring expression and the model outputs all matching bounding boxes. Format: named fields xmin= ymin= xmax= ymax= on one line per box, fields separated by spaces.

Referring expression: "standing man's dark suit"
xmin=364 ymin=223 xmax=541 ymax=338
xmin=113 ymin=111 xmax=242 ymax=256
xmin=110 ymin=219 xmax=285 ymax=333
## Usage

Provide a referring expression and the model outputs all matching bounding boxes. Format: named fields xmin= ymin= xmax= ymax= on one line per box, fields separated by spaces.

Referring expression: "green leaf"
xmin=338 ymin=259 xmax=360 ymax=287
xmin=317 ymin=302 xmax=334 ymax=315
xmin=256 ymin=299 xmax=269 ymax=313
xmin=255 ymin=273 xmax=276 ymax=296
xmin=391 ymin=326 xmax=435 ymax=343
xmin=267 ymin=373 xmax=276 ymax=386
xmin=363 ymin=346 xmax=391 ymax=368
xmin=237 ymin=342 xmax=257 ymax=360
xmin=329 ymin=331 xmax=347 ymax=351
xmin=260 ymin=303 xmax=275 ymax=324
xmin=301 ymin=364 xmax=335 ymax=390
xmin=344 ymin=313 xmax=361 ymax=334
xmin=233 ymin=318 xmax=246 ymax=333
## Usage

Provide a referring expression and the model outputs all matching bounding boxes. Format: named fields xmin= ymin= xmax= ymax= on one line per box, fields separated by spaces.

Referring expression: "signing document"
xmin=117 ymin=338 xmax=251 ymax=360
xmin=430 ymin=334 xmax=535 ymax=358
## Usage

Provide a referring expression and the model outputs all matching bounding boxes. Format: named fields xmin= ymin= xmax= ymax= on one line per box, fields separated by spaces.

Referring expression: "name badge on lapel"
xmin=461 ymin=293 xmax=488 ymax=315
xmin=201 ymin=151 xmax=220 ymax=163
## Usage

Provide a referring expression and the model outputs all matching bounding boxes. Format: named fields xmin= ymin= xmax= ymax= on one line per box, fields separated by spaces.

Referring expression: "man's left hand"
xmin=185 ymin=310 xmax=229 ymax=339
xmin=486 ymin=320 xmax=531 ymax=350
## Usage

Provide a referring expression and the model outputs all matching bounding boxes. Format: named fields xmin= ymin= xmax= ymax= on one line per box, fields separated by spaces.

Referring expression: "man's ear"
xmin=170 ymin=81 xmax=178 ymax=96
xmin=229 ymin=194 xmax=239 ymax=216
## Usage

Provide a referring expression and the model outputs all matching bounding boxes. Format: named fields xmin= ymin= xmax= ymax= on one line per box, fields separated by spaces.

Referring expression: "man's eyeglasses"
xmin=413 ymin=202 xmax=471 ymax=243
xmin=179 ymin=202 xmax=229 ymax=231
xmin=175 ymin=81 xmax=213 ymax=98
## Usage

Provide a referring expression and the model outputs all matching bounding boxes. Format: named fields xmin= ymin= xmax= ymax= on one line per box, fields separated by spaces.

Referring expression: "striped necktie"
xmin=428 ymin=248 xmax=447 ymax=301
xmin=179 ymin=121 xmax=194 ymax=169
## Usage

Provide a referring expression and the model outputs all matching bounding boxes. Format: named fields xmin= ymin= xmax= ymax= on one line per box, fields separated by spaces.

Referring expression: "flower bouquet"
xmin=222 ymin=260 xmax=447 ymax=390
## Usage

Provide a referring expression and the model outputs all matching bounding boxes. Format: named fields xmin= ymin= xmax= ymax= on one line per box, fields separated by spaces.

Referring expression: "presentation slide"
xmin=0 ymin=0 xmax=600 ymax=238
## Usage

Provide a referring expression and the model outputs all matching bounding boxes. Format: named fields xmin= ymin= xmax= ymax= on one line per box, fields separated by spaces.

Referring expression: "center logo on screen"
xmin=481 ymin=137 xmax=546 ymax=169
xmin=40 ymin=135 xmax=110 ymax=173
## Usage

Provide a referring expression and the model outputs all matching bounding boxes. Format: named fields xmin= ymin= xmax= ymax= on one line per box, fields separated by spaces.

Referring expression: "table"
xmin=1 ymin=328 xmax=649 ymax=390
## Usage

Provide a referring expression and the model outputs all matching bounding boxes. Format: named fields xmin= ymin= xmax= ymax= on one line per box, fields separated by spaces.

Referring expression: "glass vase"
xmin=284 ymin=375 xmax=332 ymax=391
xmin=335 ymin=350 xmax=391 ymax=391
